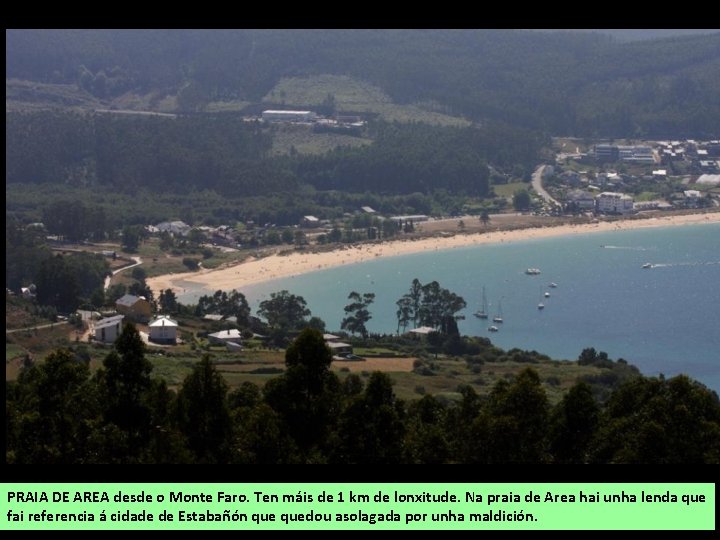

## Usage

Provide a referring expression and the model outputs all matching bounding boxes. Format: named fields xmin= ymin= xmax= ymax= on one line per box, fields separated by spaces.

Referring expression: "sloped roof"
xmin=697 ymin=174 xmax=720 ymax=185
xmin=116 ymin=294 xmax=143 ymax=307
xmin=327 ymin=341 xmax=352 ymax=349
xmin=149 ymin=316 xmax=178 ymax=327
xmin=155 ymin=220 xmax=191 ymax=235
xmin=208 ymin=329 xmax=243 ymax=340
xmin=408 ymin=326 xmax=436 ymax=335
xmin=94 ymin=315 xmax=124 ymax=331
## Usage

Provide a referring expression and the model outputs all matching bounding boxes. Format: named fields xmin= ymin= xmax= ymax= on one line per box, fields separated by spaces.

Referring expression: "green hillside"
xmin=7 ymin=29 xmax=720 ymax=137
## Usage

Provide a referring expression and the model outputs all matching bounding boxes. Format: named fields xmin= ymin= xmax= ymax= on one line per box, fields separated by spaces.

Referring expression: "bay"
xmin=187 ymin=224 xmax=720 ymax=391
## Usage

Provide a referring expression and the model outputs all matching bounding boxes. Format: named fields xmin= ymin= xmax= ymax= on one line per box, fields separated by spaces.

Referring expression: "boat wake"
xmin=649 ymin=261 xmax=720 ymax=269
xmin=602 ymin=245 xmax=654 ymax=251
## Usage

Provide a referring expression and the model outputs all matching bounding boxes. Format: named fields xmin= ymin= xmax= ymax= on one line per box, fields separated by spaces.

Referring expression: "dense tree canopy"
xmin=7 ymin=29 xmax=720 ymax=137
xmin=8 ymin=345 xmax=720 ymax=464
xmin=396 ymin=278 xmax=467 ymax=332
xmin=257 ymin=290 xmax=311 ymax=333
xmin=6 ymin=113 xmax=541 ymax=200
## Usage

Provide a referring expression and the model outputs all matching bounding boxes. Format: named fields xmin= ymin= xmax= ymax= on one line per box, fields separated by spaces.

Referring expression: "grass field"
xmin=205 ymin=100 xmax=252 ymax=113
xmin=553 ymin=138 xmax=591 ymax=154
xmin=635 ymin=191 xmax=662 ymax=202
xmin=117 ymin=238 xmax=250 ymax=280
xmin=5 ymin=79 xmax=102 ymax=111
xmin=6 ymin=343 xmax=26 ymax=362
xmin=264 ymin=75 xmax=470 ymax=127
xmin=270 ymin=124 xmax=372 ymax=156
xmin=493 ymin=182 xmax=531 ymax=199
xmin=5 ymin=325 xmax=620 ymax=405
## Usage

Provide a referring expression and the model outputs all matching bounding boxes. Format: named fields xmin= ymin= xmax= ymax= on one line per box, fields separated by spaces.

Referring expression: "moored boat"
xmin=492 ymin=300 xmax=504 ymax=323
xmin=474 ymin=286 xmax=489 ymax=319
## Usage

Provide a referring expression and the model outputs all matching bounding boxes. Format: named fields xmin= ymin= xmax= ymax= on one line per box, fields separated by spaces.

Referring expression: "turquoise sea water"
xmin=182 ymin=224 xmax=720 ymax=391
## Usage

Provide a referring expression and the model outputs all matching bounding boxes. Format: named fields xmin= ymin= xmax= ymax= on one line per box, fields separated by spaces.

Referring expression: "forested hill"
xmin=5 ymin=112 xmax=544 ymax=196
xmin=6 ymin=29 xmax=720 ymax=137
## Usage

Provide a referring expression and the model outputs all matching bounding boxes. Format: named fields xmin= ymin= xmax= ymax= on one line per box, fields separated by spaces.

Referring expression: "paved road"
xmin=531 ymin=165 xmax=560 ymax=207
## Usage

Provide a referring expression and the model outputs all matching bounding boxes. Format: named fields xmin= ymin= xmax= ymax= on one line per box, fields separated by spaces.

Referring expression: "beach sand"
xmin=147 ymin=212 xmax=720 ymax=297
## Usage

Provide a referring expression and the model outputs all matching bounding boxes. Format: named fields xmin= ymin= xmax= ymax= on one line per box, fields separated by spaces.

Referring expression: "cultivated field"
xmin=263 ymin=74 xmax=470 ymax=127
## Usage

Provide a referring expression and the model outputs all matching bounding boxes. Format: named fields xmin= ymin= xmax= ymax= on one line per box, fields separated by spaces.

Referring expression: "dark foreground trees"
xmin=6 ymin=331 xmax=720 ymax=464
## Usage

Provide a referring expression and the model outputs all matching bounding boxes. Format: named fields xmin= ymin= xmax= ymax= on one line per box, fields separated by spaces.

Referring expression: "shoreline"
xmin=147 ymin=212 xmax=720 ymax=299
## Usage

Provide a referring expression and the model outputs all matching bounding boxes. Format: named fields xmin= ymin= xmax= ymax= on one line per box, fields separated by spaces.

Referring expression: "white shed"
xmin=93 ymin=315 xmax=124 ymax=343
xmin=208 ymin=329 xmax=243 ymax=345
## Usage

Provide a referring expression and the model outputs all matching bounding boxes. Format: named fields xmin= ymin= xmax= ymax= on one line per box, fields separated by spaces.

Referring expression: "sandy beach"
xmin=147 ymin=212 xmax=720 ymax=298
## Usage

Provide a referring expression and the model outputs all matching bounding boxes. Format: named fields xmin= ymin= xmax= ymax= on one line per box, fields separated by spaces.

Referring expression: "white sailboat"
xmin=474 ymin=286 xmax=489 ymax=319
xmin=538 ymin=287 xmax=545 ymax=310
xmin=493 ymin=300 xmax=504 ymax=323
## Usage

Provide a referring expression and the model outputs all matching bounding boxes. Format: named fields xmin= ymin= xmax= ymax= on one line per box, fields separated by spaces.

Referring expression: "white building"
xmin=327 ymin=341 xmax=353 ymax=355
xmin=148 ymin=315 xmax=178 ymax=344
xmin=262 ymin=110 xmax=317 ymax=123
xmin=596 ymin=192 xmax=635 ymax=214
xmin=696 ymin=174 xmax=720 ymax=186
xmin=208 ymin=329 xmax=243 ymax=346
xmin=93 ymin=315 xmax=124 ymax=343
xmin=618 ymin=145 xmax=655 ymax=164
xmin=301 ymin=215 xmax=320 ymax=228
xmin=155 ymin=220 xmax=191 ymax=237
xmin=389 ymin=215 xmax=430 ymax=224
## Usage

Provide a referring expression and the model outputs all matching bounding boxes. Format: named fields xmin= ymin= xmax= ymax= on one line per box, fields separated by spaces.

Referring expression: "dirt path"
xmin=104 ymin=256 xmax=142 ymax=290
xmin=6 ymin=321 xmax=69 ymax=334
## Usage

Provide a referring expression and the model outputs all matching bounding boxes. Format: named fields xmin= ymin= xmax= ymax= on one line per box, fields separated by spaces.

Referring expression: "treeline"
xmin=6 ymin=221 xmax=108 ymax=311
xmin=295 ymin=122 xmax=544 ymax=195
xmin=6 ymin=111 xmax=542 ymax=199
xmin=5 ymin=111 xmax=280 ymax=195
xmin=7 ymin=182 xmax=478 ymax=233
xmin=7 ymin=29 xmax=720 ymax=137
xmin=6 ymin=326 xmax=720 ymax=464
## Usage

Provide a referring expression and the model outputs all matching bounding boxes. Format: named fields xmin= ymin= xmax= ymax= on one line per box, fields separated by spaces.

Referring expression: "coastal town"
xmin=7 ymin=29 xmax=720 ymax=467
xmin=8 ymin=108 xmax=720 ymax=358
xmin=7 ymin=129 xmax=720 ymax=359
xmin=547 ymin=138 xmax=720 ymax=215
